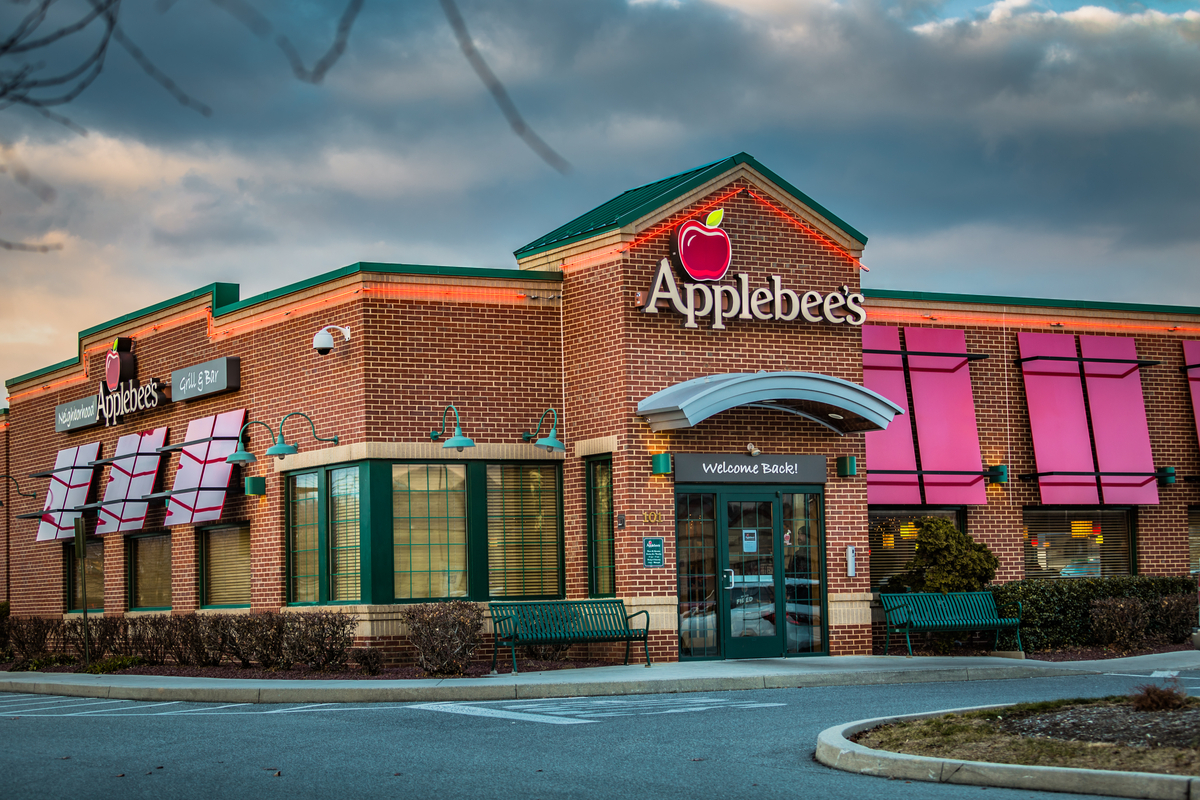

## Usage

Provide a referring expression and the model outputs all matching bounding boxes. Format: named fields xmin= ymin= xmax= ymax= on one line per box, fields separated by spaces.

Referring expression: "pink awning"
xmin=1018 ymin=332 xmax=1099 ymax=504
xmin=905 ymin=327 xmax=986 ymax=504
xmin=165 ymin=410 xmax=245 ymax=525
xmin=1080 ymin=336 xmax=1158 ymax=505
xmin=35 ymin=443 xmax=101 ymax=542
xmin=96 ymin=427 xmax=168 ymax=534
xmin=863 ymin=326 xmax=920 ymax=504
xmin=1185 ymin=342 xmax=1200 ymax=454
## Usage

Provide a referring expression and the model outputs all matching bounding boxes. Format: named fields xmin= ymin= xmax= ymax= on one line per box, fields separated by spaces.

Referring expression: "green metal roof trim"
xmin=863 ymin=288 xmax=1200 ymax=317
xmin=211 ymin=262 xmax=562 ymax=318
xmin=513 ymin=152 xmax=867 ymax=260
xmin=6 ymin=283 xmax=239 ymax=390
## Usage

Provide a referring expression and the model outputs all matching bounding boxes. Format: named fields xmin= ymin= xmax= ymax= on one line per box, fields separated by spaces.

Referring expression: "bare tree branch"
xmin=275 ymin=0 xmax=362 ymax=84
xmin=112 ymin=24 xmax=211 ymax=116
xmin=438 ymin=0 xmax=570 ymax=175
xmin=0 ymin=236 xmax=62 ymax=252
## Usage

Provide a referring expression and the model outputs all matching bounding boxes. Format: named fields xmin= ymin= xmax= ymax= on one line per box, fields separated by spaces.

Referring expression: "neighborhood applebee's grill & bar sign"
xmin=642 ymin=209 xmax=867 ymax=329
xmin=97 ymin=338 xmax=168 ymax=427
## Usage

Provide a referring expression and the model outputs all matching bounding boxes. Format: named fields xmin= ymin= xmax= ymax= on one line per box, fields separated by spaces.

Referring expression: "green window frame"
xmin=586 ymin=456 xmax=616 ymax=597
xmin=393 ymin=464 xmax=469 ymax=600
xmin=1023 ymin=507 xmax=1135 ymax=579
xmin=286 ymin=463 xmax=367 ymax=604
xmin=201 ymin=524 xmax=251 ymax=608
xmin=487 ymin=463 xmax=563 ymax=599
xmin=128 ymin=532 xmax=172 ymax=610
xmin=65 ymin=537 xmax=104 ymax=612
xmin=867 ymin=507 xmax=965 ymax=590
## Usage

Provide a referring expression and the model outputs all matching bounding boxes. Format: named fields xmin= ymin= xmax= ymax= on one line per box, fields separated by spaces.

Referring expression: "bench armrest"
xmin=626 ymin=609 xmax=650 ymax=630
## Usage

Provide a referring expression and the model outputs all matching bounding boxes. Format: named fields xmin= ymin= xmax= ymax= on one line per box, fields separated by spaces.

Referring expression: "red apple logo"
xmin=671 ymin=208 xmax=732 ymax=282
xmin=104 ymin=339 xmax=135 ymax=391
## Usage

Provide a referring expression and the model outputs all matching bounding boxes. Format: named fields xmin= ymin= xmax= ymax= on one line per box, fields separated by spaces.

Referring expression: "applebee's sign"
xmin=643 ymin=209 xmax=867 ymax=329
xmin=97 ymin=338 xmax=169 ymax=427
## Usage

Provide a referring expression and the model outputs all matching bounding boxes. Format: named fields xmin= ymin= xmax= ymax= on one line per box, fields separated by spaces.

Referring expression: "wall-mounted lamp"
xmin=0 ymin=474 xmax=37 ymax=507
xmin=226 ymin=412 xmax=339 ymax=466
xmin=651 ymin=453 xmax=672 ymax=475
xmin=984 ymin=465 xmax=1008 ymax=484
xmin=746 ymin=443 xmax=761 ymax=457
xmin=836 ymin=456 xmax=857 ymax=478
xmin=522 ymin=408 xmax=565 ymax=453
xmin=431 ymin=404 xmax=476 ymax=452
xmin=312 ymin=325 xmax=351 ymax=355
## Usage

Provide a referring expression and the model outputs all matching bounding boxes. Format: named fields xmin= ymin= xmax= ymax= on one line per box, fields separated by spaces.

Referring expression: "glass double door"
xmin=677 ymin=489 xmax=825 ymax=660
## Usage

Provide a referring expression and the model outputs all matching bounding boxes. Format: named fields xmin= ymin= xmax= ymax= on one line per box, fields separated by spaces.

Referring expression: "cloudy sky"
xmin=2 ymin=0 xmax=1198 ymax=405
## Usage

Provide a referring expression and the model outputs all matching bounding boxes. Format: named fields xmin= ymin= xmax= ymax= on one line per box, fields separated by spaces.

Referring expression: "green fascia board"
xmin=513 ymin=152 xmax=867 ymax=259
xmin=863 ymin=288 xmax=1200 ymax=317
xmin=6 ymin=283 xmax=239 ymax=390
xmin=211 ymin=262 xmax=562 ymax=318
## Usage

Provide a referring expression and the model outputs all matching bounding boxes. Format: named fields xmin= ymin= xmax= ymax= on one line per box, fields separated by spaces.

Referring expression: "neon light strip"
xmin=208 ymin=288 xmax=363 ymax=339
xmin=745 ymin=190 xmax=866 ymax=271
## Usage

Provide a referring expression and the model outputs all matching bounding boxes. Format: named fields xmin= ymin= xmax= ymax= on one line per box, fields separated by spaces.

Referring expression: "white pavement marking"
xmin=0 ymin=695 xmax=72 ymax=705
xmin=263 ymin=704 xmax=332 ymax=714
xmin=410 ymin=702 xmax=595 ymax=725
xmin=11 ymin=699 xmax=127 ymax=714
xmin=161 ymin=703 xmax=250 ymax=714
xmin=68 ymin=702 xmax=179 ymax=716
xmin=0 ymin=696 xmax=79 ymax=707
xmin=1151 ymin=670 xmax=1181 ymax=678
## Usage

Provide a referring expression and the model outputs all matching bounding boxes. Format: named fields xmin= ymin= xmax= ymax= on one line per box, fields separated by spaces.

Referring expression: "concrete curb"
xmin=816 ymin=706 xmax=1200 ymax=800
xmin=0 ymin=663 xmax=1093 ymax=704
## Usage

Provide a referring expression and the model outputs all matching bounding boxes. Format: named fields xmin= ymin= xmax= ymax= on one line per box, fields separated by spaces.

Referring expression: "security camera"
xmin=312 ymin=325 xmax=351 ymax=355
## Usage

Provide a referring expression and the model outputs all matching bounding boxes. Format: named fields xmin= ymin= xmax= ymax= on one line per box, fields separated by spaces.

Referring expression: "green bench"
xmin=879 ymin=591 xmax=1022 ymax=657
xmin=489 ymin=599 xmax=651 ymax=675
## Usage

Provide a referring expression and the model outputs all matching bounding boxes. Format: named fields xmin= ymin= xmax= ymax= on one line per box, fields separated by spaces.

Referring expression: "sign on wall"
xmin=643 ymin=209 xmax=867 ymax=329
xmin=643 ymin=537 xmax=665 ymax=568
xmin=672 ymin=453 xmax=827 ymax=484
xmin=55 ymin=395 xmax=100 ymax=432
xmin=97 ymin=338 xmax=169 ymax=427
xmin=172 ymin=357 xmax=241 ymax=402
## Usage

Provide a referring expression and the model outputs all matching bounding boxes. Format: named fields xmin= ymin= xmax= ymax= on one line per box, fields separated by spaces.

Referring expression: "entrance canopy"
xmin=637 ymin=372 xmax=904 ymax=435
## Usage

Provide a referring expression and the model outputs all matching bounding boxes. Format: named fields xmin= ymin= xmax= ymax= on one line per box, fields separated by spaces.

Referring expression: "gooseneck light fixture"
xmin=431 ymin=404 xmax=476 ymax=452
xmin=226 ymin=412 xmax=339 ymax=466
xmin=0 ymin=474 xmax=37 ymax=507
xmin=522 ymin=407 xmax=565 ymax=453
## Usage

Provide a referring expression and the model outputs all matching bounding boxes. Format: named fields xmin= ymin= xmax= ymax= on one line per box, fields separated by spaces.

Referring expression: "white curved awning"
xmin=637 ymin=371 xmax=904 ymax=435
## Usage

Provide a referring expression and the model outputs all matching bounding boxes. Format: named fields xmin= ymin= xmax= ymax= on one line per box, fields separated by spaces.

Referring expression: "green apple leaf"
xmin=705 ymin=208 xmax=724 ymax=229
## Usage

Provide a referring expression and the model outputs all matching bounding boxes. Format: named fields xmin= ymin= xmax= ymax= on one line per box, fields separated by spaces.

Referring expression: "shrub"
xmin=883 ymin=517 xmax=998 ymax=593
xmin=351 ymin=647 xmax=383 ymax=675
xmin=1130 ymin=681 xmax=1188 ymax=711
xmin=246 ymin=612 xmax=293 ymax=670
xmin=1090 ymin=597 xmax=1149 ymax=651
xmin=194 ymin=615 xmax=229 ymax=667
xmin=401 ymin=601 xmax=483 ymax=676
xmin=989 ymin=575 xmax=1197 ymax=651
xmin=7 ymin=616 xmax=60 ymax=660
xmin=8 ymin=653 xmax=76 ymax=672
xmin=129 ymin=615 xmax=171 ymax=665
xmin=61 ymin=617 xmax=127 ymax=662
xmin=289 ymin=611 xmax=357 ymax=671
xmin=1154 ymin=594 xmax=1197 ymax=644
xmin=84 ymin=654 xmax=146 ymax=674
xmin=225 ymin=615 xmax=259 ymax=668
xmin=0 ymin=600 xmax=10 ymax=655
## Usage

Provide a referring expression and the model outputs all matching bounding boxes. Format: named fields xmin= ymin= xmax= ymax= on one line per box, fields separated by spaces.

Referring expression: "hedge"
xmin=988 ymin=576 xmax=1197 ymax=651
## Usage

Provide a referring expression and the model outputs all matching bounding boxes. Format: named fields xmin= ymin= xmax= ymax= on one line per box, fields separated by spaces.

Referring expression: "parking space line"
xmin=410 ymin=702 xmax=595 ymax=725
xmin=0 ymin=695 xmax=72 ymax=705
xmin=263 ymin=704 xmax=331 ymax=714
xmin=69 ymin=702 xmax=178 ymax=715
xmin=15 ymin=699 xmax=127 ymax=714
xmin=160 ymin=703 xmax=250 ymax=714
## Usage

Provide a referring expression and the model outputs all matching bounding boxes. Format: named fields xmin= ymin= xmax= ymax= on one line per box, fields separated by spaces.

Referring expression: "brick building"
xmin=3 ymin=153 xmax=1199 ymax=661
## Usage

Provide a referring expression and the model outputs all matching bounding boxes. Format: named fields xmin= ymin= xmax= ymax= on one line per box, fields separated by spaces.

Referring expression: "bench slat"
xmin=879 ymin=591 xmax=1022 ymax=656
xmin=488 ymin=599 xmax=651 ymax=674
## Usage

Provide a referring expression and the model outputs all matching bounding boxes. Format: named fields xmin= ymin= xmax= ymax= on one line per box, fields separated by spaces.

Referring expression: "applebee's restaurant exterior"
xmin=4 ymin=152 xmax=1200 ymax=663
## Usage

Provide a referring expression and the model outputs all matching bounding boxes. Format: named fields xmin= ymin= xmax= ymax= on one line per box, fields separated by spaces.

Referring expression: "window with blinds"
xmin=487 ymin=464 xmax=562 ymax=598
xmin=1023 ymin=509 xmax=1132 ymax=579
xmin=1190 ymin=508 xmax=1200 ymax=576
xmin=289 ymin=472 xmax=319 ymax=603
xmin=67 ymin=538 xmax=104 ymax=611
xmin=130 ymin=534 xmax=172 ymax=609
xmin=587 ymin=458 xmax=615 ymax=597
xmin=329 ymin=467 xmax=361 ymax=602
xmin=393 ymin=464 xmax=468 ymax=600
xmin=867 ymin=509 xmax=962 ymax=589
xmin=203 ymin=525 xmax=251 ymax=606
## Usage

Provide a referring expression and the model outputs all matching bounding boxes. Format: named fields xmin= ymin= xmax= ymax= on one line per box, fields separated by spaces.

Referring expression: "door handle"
xmin=723 ymin=569 xmax=734 ymax=590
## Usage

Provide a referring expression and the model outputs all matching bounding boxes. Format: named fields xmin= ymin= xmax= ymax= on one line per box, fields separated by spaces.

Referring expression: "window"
xmin=676 ymin=493 xmax=717 ymax=658
xmin=203 ymin=525 xmax=251 ymax=606
xmin=1023 ymin=509 xmax=1133 ymax=579
xmin=586 ymin=457 xmax=615 ymax=597
xmin=393 ymin=464 xmax=468 ymax=600
xmin=66 ymin=538 xmax=104 ymax=611
xmin=867 ymin=508 xmax=963 ymax=589
xmin=129 ymin=533 xmax=171 ymax=609
xmin=488 ymin=464 xmax=562 ymax=598
xmin=286 ymin=465 xmax=365 ymax=604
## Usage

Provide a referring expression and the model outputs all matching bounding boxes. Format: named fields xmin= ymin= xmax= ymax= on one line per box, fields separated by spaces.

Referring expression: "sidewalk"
xmin=5 ymin=650 xmax=1198 ymax=704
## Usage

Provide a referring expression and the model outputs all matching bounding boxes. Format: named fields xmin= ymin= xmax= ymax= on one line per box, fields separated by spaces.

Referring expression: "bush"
xmin=989 ymin=575 xmax=1197 ymax=651
xmin=1130 ymin=681 xmax=1188 ymax=711
xmin=61 ymin=617 xmax=128 ymax=662
xmin=246 ymin=612 xmax=293 ymax=670
xmin=401 ymin=601 xmax=483 ymax=676
xmin=84 ymin=654 xmax=146 ymax=674
xmin=289 ymin=611 xmax=357 ymax=671
xmin=8 ymin=653 xmax=76 ymax=672
xmin=351 ymin=647 xmax=383 ymax=675
xmin=129 ymin=615 xmax=171 ymax=665
xmin=883 ymin=517 xmax=998 ymax=593
xmin=0 ymin=600 xmax=10 ymax=656
xmin=7 ymin=616 xmax=60 ymax=660
xmin=225 ymin=615 xmax=259 ymax=668
xmin=1154 ymin=594 xmax=1197 ymax=644
xmin=1090 ymin=597 xmax=1149 ymax=651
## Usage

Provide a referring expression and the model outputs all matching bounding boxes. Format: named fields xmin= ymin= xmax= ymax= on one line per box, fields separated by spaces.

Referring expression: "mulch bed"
xmin=999 ymin=701 xmax=1200 ymax=749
